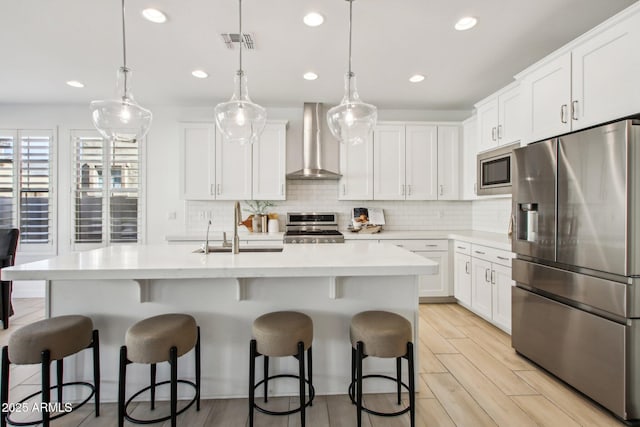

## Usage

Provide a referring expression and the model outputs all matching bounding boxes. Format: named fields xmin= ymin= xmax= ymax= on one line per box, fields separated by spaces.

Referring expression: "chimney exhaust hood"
xmin=286 ymin=103 xmax=342 ymax=180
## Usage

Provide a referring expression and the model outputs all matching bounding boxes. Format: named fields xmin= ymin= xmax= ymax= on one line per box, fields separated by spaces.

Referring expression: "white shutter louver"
xmin=0 ymin=132 xmax=16 ymax=229
xmin=19 ymin=134 xmax=52 ymax=244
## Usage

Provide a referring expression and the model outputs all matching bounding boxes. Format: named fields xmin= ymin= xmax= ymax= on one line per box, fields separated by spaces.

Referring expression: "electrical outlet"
xmin=167 ymin=211 xmax=177 ymax=220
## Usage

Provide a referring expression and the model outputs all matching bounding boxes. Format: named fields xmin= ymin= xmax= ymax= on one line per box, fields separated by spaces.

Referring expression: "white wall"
xmin=472 ymin=197 xmax=512 ymax=234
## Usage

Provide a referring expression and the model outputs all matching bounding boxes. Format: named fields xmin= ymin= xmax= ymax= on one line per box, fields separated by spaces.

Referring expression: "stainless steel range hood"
xmin=286 ymin=103 xmax=342 ymax=180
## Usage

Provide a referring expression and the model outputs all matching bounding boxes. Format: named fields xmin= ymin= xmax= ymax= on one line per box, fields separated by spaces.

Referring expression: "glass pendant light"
xmin=90 ymin=0 xmax=152 ymax=143
xmin=215 ymin=0 xmax=266 ymax=145
xmin=327 ymin=0 xmax=377 ymax=145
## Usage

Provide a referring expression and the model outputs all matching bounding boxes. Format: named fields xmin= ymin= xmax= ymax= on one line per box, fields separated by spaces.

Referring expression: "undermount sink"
xmin=193 ymin=246 xmax=284 ymax=253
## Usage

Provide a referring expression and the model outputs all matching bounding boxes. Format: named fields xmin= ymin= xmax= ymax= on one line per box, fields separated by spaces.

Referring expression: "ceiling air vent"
xmin=220 ymin=33 xmax=255 ymax=50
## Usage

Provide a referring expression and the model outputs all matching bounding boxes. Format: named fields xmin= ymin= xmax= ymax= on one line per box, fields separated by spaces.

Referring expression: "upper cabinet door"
xmin=498 ymin=85 xmax=523 ymax=146
xmin=215 ymin=130 xmax=252 ymax=200
xmin=339 ymin=133 xmax=374 ymax=200
xmin=476 ymin=98 xmax=499 ymax=153
xmin=437 ymin=125 xmax=460 ymax=200
xmin=521 ymin=52 xmax=572 ymax=143
xmin=179 ymin=123 xmax=216 ymax=200
xmin=405 ymin=125 xmax=437 ymax=200
xmin=373 ymin=124 xmax=406 ymax=200
xmin=252 ymin=122 xmax=287 ymax=200
xmin=461 ymin=117 xmax=478 ymax=200
xmin=571 ymin=14 xmax=640 ymax=130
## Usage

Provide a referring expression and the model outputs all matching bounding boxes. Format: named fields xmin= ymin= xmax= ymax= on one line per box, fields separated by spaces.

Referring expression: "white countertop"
xmin=343 ymin=230 xmax=512 ymax=251
xmin=2 ymin=242 xmax=438 ymax=281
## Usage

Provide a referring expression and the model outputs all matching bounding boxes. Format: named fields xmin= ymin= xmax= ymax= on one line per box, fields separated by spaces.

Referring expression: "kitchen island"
xmin=2 ymin=242 xmax=437 ymax=402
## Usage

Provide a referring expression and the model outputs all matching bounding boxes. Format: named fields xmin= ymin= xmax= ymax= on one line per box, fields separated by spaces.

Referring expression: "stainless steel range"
xmin=283 ymin=212 xmax=344 ymax=244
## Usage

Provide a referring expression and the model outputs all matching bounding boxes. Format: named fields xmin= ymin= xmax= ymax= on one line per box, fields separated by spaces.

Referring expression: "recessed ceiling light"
xmin=455 ymin=16 xmax=477 ymax=31
xmin=191 ymin=70 xmax=209 ymax=79
xmin=303 ymin=12 xmax=324 ymax=27
xmin=142 ymin=8 xmax=167 ymax=24
xmin=66 ymin=80 xmax=85 ymax=88
xmin=303 ymin=72 xmax=318 ymax=81
xmin=409 ymin=74 xmax=425 ymax=83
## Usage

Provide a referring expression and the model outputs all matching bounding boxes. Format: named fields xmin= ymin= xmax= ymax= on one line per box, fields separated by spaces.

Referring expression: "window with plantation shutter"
xmin=0 ymin=129 xmax=55 ymax=250
xmin=72 ymin=130 xmax=143 ymax=248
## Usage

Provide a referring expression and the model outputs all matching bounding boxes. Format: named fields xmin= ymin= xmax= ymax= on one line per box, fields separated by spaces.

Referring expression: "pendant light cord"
xmin=347 ymin=0 xmax=353 ymax=100
xmin=238 ymin=0 xmax=243 ymax=99
xmin=121 ymin=0 xmax=128 ymax=96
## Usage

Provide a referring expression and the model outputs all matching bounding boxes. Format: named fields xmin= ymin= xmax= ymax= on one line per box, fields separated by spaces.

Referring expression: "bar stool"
xmin=1 ymin=315 xmax=100 ymax=427
xmin=118 ymin=313 xmax=200 ymax=427
xmin=349 ymin=310 xmax=415 ymax=427
xmin=249 ymin=311 xmax=315 ymax=427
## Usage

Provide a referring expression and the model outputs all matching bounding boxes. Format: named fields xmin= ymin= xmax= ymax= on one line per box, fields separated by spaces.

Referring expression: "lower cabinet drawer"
xmin=384 ymin=239 xmax=448 ymax=252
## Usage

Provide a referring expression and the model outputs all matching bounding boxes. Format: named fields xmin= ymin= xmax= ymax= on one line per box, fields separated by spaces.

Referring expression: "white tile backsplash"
xmin=472 ymin=197 xmax=513 ymax=234
xmin=185 ymin=180 xmax=473 ymax=232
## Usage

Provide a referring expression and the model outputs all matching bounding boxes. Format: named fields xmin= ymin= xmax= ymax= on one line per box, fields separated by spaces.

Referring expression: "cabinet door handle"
xmin=497 ymin=124 xmax=503 ymax=139
xmin=561 ymin=104 xmax=568 ymax=124
xmin=439 ymin=185 xmax=444 ymax=196
xmin=457 ymin=246 xmax=467 ymax=250
xmin=407 ymin=184 xmax=412 ymax=196
xmin=342 ymin=184 xmax=346 ymax=195
xmin=424 ymin=244 xmax=438 ymax=248
xmin=474 ymin=250 xmax=486 ymax=255
xmin=491 ymin=127 xmax=497 ymax=141
xmin=400 ymin=184 xmax=405 ymax=196
xmin=497 ymin=256 xmax=510 ymax=261
xmin=485 ymin=268 xmax=491 ymax=283
xmin=491 ymin=270 xmax=496 ymax=284
xmin=216 ymin=184 xmax=221 ymax=195
xmin=210 ymin=184 xmax=214 ymax=196
xmin=465 ymin=261 xmax=470 ymax=274
xmin=571 ymin=100 xmax=578 ymax=121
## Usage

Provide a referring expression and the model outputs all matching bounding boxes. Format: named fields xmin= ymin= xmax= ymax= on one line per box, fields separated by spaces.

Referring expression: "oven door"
xmin=477 ymin=143 xmax=518 ymax=195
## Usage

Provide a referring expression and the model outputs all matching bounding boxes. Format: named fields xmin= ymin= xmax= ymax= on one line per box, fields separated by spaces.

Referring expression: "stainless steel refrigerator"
xmin=511 ymin=117 xmax=640 ymax=421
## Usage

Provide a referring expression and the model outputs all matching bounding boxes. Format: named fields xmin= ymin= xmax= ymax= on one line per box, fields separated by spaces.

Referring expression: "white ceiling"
xmin=0 ymin=0 xmax=636 ymax=110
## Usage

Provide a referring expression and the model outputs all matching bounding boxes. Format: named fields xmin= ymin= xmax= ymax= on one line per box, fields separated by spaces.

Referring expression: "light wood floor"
xmin=0 ymin=299 xmax=626 ymax=426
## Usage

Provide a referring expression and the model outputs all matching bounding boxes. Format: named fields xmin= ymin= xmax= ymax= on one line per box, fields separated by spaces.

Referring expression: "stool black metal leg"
xmin=263 ymin=355 xmax=269 ymax=403
xmin=195 ymin=326 xmax=201 ymax=411
xmin=1 ymin=347 xmax=9 ymax=427
xmin=249 ymin=339 xmax=257 ymax=427
xmin=1 ymin=281 xmax=10 ymax=329
xmin=356 ymin=341 xmax=364 ymax=427
xmin=351 ymin=346 xmax=356 ymax=405
xmin=56 ymin=359 xmax=63 ymax=403
xmin=407 ymin=342 xmax=415 ymax=427
xmin=92 ymin=329 xmax=100 ymax=417
xmin=396 ymin=356 xmax=402 ymax=405
xmin=307 ymin=347 xmax=313 ymax=407
xmin=150 ymin=363 xmax=157 ymax=410
xmin=297 ymin=342 xmax=306 ymax=427
xmin=170 ymin=346 xmax=178 ymax=427
xmin=117 ymin=346 xmax=127 ymax=427
xmin=41 ymin=350 xmax=51 ymax=427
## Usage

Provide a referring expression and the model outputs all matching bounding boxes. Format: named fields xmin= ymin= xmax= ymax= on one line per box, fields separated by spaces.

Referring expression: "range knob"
xmin=291 ymin=239 xmax=297 ymax=244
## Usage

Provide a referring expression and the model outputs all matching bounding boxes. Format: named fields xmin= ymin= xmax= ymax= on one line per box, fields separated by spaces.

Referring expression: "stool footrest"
xmin=123 ymin=379 xmax=198 ymax=425
xmin=252 ymin=374 xmax=315 ymax=416
xmin=5 ymin=381 xmax=95 ymax=426
xmin=348 ymin=374 xmax=411 ymax=417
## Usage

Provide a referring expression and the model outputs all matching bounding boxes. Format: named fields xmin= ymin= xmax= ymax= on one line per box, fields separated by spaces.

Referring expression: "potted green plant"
xmin=244 ymin=200 xmax=276 ymax=233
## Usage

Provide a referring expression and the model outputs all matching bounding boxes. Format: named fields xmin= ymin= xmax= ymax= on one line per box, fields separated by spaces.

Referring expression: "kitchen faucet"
xmin=232 ymin=201 xmax=241 ymax=254
xmin=203 ymin=220 xmax=212 ymax=254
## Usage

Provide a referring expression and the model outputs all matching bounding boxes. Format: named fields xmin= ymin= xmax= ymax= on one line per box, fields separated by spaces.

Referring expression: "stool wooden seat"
xmin=349 ymin=310 xmax=415 ymax=427
xmin=1 ymin=315 xmax=100 ymax=427
xmin=118 ymin=313 xmax=200 ymax=427
xmin=249 ymin=311 xmax=314 ymax=427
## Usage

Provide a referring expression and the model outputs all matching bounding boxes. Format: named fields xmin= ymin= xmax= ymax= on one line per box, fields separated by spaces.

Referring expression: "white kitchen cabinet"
xmin=179 ymin=123 xmax=216 ymax=200
xmin=519 ymin=6 xmax=640 ymax=143
xmin=373 ymin=124 xmax=438 ymax=200
xmin=252 ymin=122 xmax=287 ymax=200
xmin=475 ymin=83 xmax=523 ymax=153
xmin=215 ymin=129 xmax=252 ymax=200
xmin=372 ymin=123 xmax=456 ymax=201
xmin=338 ymin=131 xmax=374 ymax=200
xmin=436 ymin=125 xmax=460 ymax=200
xmin=179 ymin=121 xmax=287 ymax=201
xmin=461 ymin=116 xmax=478 ymax=200
xmin=385 ymin=239 xmax=450 ymax=298
xmin=453 ymin=241 xmax=472 ymax=307
xmin=470 ymin=244 xmax=515 ymax=333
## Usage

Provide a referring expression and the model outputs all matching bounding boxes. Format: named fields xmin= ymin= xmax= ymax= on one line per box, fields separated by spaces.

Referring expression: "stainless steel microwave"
xmin=476 ymin=143 xmax=519 ymax=195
